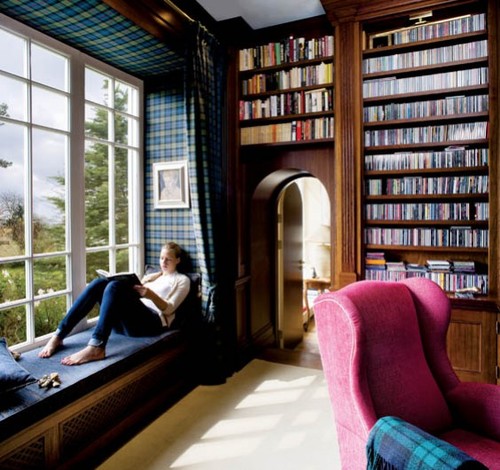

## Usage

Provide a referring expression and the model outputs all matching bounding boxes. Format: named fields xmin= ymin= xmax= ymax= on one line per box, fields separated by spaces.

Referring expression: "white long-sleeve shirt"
xmin=141 ymin=271 xmax=191 ymax=327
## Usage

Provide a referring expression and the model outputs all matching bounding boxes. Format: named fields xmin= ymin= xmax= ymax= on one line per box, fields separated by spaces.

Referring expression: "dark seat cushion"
xmin=0 ymin=328 xmax=186 ymax=441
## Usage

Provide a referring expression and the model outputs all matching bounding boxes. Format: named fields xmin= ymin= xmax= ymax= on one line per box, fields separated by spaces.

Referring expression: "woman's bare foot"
xmin=38 ymin=336 xmax=63 ymax=358
xmin=61 ymin=345 xmax=105 ymax=366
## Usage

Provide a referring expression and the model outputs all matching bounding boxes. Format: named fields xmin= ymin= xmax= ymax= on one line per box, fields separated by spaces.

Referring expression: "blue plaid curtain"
xmin=184 ymin=23 xmax=226 ymax=323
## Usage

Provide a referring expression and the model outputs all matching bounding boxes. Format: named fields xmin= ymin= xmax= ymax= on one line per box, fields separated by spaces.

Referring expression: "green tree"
xmin=0 ymin=103 xmax=12 ymax=169
xmin=0 ymin=191 xmax=24 ymax=248
xmin=84 ymin=85 xmax=129 ymax=247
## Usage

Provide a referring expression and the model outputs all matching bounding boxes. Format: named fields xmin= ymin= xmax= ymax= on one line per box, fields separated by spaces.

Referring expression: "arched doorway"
xmin=250 ymin=170 xmax=331 ymax=353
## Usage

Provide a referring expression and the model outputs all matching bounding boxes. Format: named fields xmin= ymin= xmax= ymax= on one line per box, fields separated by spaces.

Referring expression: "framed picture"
xmin=153 ymin=160 xmax=190 ymax=209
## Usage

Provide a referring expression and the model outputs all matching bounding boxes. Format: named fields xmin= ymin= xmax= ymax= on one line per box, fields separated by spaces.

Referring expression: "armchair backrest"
xmin=314 ymin=279 xmax=454 ymax=469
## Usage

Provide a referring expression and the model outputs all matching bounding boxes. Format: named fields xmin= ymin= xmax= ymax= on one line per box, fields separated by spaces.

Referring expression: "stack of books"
xmin=366 ymin=252 xmax=386 ymax=270
xmin=452 ymin=260 xmax=476 ymax=273
xmin=425 ymin=260 xmax=452 ymax=272
xmin=386 ymin=261 xmax=406 ymax=272
xmin=406 ymin=263 xmax=427 ymax=272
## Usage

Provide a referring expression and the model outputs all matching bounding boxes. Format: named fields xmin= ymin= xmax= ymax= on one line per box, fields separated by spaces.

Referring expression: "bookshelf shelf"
xmin=363 ymin=57 xmax=488 ymax=80
xmin=365 ymin=139 xmax=488 ymax=153
xmin=363 ymin=84 xmax=489 ymax=105
xmin=239 ymin=35 xmax=334 ymax=146
xmin=366 ymin=244 xmax=488 ymax=253
xmin=365 ymin=193 xmax=488 ymax=202
xmin=365 ymin=166 xmax=488 ymax=177
xmin=240 ymin=110 xmax=334 ymax=126
xmin=364 ymin=112 xmax=489 ymax=128
xmin=240 ymin=137 xmax=334 ymax=150
xmin=239 ymin=55 xmax=334 ymax=75
xmin=364 ymin=220 xmax=488 ymax=227
xmin=363 ymin=30 xmax=488 ymax=57
xmin=241 ymin=82 xmax=334 ymax=100
xmin=361 ymin=9 xmax=491 ymax=294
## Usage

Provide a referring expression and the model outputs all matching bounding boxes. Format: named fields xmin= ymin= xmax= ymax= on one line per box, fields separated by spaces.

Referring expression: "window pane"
xmin=116 ymin=248 xmax=130 ymax=273
xmin=32 ymin=85 xmax=69 ymax=131
xmin=115 ymin=147 xmax=129 ymax=244
xmin=115 ymin=113 xmax=128 ymax=145
xmin=0 ymin=305 xmax=27 ymax=345
xmin=85 ymin=141 xmax=109 ymax=247
xmin=31 ymin=43 xmax=68 ymax=92
xmin=0 ymin=261 xmax=26 ymax=305
xmin=0 ymin=75 xmax=28 ymax=121
xmin=34 ymin=295 xmax=67 ymax=338
xmin=86 ymin=251 xmax=108 ymax=283
xmin=34 ymin=256 xmax=67 ymax=294
xmin=85 ymin=104 xmax=109 ymax=140
xmin=85 ymin=68 xmax=110 ymax=106
xmin=0 ymin=28 xmax=27 ymax=78
xmin=0 ymin=121 xmax=26 ymax=256
xmin=32 ymin=129 xmax=67 ymax=253
xmin=115 ymin=81 xmax=138 ymax=115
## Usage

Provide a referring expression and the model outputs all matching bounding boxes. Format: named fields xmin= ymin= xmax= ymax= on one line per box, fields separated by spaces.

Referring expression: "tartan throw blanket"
xmin=366 ymin=416 xmax=487 ymax=469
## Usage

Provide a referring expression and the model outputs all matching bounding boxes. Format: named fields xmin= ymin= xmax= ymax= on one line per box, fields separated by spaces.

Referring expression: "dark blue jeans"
xmin=56 ymin=278 xmax=163 ymax=347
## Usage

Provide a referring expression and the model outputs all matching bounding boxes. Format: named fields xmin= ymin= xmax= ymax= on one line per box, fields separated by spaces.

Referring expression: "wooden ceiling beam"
xmin=320 ymin=0 xmax=480 ymax=23
xmin=102 ymin=0 xmax=190 ymax=45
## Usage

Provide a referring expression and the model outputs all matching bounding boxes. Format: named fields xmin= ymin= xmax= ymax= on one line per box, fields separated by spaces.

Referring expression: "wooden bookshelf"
xmin=361 ymin=8 xmax=493 ymax=297
xmin=238 ymin=34 xmax=335 ymax=146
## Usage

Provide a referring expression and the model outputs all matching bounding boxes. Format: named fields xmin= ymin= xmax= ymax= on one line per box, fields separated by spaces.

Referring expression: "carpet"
xmin=98 ymin=359 xmax=340 ymax=469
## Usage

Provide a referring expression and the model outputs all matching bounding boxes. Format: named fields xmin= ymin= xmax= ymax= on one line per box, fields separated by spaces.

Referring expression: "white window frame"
xmin=0 ymin=13 xmax=144 ymax=351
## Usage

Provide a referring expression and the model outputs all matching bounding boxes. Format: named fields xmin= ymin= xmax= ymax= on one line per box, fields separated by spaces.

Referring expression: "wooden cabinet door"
xmin=447 ymin=307 xmax=497 ymax=384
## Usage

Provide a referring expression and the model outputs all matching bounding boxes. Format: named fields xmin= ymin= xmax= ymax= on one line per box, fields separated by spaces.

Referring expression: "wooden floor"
xmin=257 ymin=317 xmax=323 ymax=370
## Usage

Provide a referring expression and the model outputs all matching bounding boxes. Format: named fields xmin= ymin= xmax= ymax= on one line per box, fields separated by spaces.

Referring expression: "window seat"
xmin=0 ymin=327 xmax=197 ymax=469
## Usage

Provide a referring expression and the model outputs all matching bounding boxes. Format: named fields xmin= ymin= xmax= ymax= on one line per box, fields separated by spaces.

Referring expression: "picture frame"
xmin=153 ymin=160 xmax=190 ymax=209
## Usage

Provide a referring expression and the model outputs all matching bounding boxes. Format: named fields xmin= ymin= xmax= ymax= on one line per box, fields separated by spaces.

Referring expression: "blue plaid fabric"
xmin=145 ymin=82 xmax=198 ymax=269
xmin=0 ymin=0 xmax=184 ymax=77
xmin=367 ymin=416 xmax=487 ymax=470
xmin=185 ymin=23 xmax=226 ymax=319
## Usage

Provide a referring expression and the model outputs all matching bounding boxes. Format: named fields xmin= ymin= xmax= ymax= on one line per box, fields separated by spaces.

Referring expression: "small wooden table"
xmin=303 ymin=277 xmax=331 ymax=330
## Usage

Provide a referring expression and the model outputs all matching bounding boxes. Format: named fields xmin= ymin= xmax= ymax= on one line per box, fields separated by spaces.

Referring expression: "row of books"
xmin=366 ymin=13 xmax=485 ymax=49
xmin=364 ymin=122 xmax=488 ymax=146
xmin=364 ymin=269 xmax=488 ymax=294
xmin=366 ymin=175 xmax=489 ymax=196
xmin=239 ymin=35 xmax=334 ymax=71
xmin=239 ymin=89 xmax=333 ymax=120
xmin=240 ymin=117 xmax=334 ymax=145
xmin=367 ymin=255 xmax=480 ymax=272
xmin=364 ymin=148 xmax=488 ymax=171
xmin=364 ymin=94 xmax=488 ymax=122
xmin=241 ymin=63 xmax=333 ymax=95
xmin=363 ymin=40 xmax=487 ymax=74
xmin=366 ymin=202 xmax=471 ymax=221
xmin=363 ymin=67 xmax=488 ymax=98
xmin=364 ymin=227 xmax=489 ymax=248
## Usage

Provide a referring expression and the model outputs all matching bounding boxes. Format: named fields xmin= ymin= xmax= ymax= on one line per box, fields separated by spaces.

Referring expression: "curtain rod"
xmin=163 ymin=0 xmax=194 ymax=23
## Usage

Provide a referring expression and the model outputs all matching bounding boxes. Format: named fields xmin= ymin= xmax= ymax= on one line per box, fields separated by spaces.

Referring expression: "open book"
xmin=96 ymin=269 xmax=142 ymax=285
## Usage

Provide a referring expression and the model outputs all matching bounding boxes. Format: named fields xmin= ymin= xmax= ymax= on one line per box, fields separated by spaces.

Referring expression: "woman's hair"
xmin=163 ymin=241 xmax=182 ymax=259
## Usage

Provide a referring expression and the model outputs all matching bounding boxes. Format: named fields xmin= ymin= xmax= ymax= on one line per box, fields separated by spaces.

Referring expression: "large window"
xmin=0 ymin=14 xmax=143 ymax=349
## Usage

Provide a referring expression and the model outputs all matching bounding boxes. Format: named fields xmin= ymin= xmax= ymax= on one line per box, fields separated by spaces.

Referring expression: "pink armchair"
xmin=314 ymin=277 xmax=500 ymax=469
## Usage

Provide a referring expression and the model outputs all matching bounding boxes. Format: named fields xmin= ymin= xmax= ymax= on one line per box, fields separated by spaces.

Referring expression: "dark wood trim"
xmin=102 ymin=0 xmax=190 ymax=49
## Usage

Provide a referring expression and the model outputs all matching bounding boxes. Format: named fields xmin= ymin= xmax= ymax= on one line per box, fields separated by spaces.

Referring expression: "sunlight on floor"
xmin=170 ymin=373 xmax=333 ymax=468
xmin=99 ymin=360 xmax=340 ymax=470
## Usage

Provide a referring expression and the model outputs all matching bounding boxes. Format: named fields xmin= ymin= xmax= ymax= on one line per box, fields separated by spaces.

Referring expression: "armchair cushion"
xmin=367 ymin=416 xmax=487 ymax=470
xmin=446 ymin=382 xmax=500 ymax=441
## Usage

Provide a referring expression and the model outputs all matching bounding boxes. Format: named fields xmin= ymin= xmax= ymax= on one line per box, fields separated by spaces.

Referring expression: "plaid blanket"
xmin=366 ymin=416 xmax=487 ymax=469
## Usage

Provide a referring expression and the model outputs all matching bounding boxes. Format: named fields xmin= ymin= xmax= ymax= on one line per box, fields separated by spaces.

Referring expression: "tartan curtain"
xmin=184 ymin=22 xmax=226 ymax=322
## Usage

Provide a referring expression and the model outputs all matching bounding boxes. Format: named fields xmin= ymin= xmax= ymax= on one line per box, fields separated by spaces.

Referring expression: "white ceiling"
xmin=196 ymin=0 xmax=325 ymax=30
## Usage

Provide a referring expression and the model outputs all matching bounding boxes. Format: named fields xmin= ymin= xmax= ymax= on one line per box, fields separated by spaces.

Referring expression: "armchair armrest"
xmin=367 ymin=416 xmax=487 ymax=470
xmin=446 ymin=382 xmax=500 ymax=441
